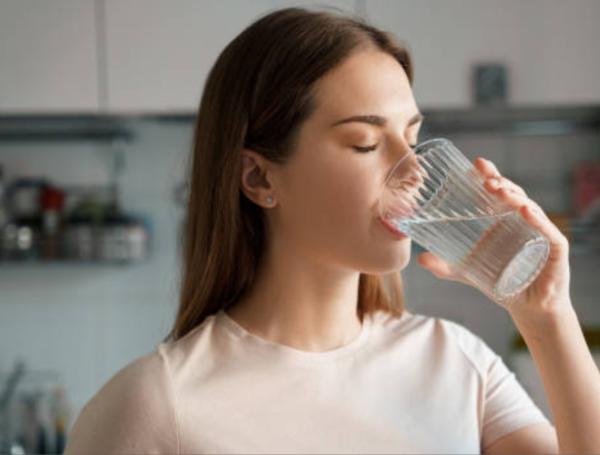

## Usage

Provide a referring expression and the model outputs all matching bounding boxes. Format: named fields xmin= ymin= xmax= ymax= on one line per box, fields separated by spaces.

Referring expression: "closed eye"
xmin=353 ymin=144 xmax=378 ymax=153
xmin=352 ymin=143 xmax=417 ymax=153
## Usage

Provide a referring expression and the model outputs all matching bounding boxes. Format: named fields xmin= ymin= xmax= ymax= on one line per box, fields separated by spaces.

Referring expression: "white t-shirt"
xmin=64 ymin=308 xmax=552 ymax=454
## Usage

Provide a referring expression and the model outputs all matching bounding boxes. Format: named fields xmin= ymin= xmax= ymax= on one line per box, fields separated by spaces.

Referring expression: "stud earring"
xmin=265 ymin=196 xmax=274 ymax=206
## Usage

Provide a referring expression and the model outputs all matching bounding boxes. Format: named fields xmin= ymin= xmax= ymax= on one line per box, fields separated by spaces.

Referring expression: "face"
xmin=268 ymin=49 xmax=423 ymax=274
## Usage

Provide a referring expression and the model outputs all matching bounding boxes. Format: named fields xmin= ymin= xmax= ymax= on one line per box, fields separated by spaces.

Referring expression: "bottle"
xmin=0 ymin=166 xmax=7 ymax=260
xmin=40 ymin=185 xmax=65 ymax=260
xmin=0 ymin=165 xmax=6 ymax=229
xmin=50 ymin=386 xmax=70 ymax=454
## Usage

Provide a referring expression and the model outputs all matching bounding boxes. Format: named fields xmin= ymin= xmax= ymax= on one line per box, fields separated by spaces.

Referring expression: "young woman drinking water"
xmin=65 ymin=7 xmax=600 ymax=454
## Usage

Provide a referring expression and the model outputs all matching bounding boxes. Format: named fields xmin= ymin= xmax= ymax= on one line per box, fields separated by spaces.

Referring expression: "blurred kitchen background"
xmin=1 ymin=0 xmax=599 ymax=453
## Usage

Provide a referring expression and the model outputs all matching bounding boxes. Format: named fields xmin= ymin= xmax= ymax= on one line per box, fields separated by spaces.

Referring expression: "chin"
xmin=356 ymin=239 xmax=412 ymax=274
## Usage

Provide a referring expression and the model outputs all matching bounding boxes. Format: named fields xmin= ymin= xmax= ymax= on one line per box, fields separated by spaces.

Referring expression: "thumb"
xmin=416 ymin=252 xmax=465 ymax=284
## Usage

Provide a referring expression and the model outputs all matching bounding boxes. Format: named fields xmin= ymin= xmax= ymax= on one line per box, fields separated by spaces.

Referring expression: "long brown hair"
xmin=165 ymin=6 xmax=413 ymax=342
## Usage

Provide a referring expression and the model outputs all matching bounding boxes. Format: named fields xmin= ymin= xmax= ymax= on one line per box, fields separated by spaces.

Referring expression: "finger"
xmin=417 ymin=252 xmax=452 ymax=278
xmin=494 ymin=190 xmax=567 ymax=249
xmin=494 ymin=187 xmax=539 ymax=213
xmin=492 ymin=187 xmax=535 ymax=208
xmin=473 ymin=158 xmax=528 ymax=196
xmin=417 ymin=252 xmax=466 ymax=283
xmin=484 ymin=176 xmax=527 ymax=197
xmin=474 ymin=157 xmax=501 ymax=178
xmin=493 ymin=188 xmax=549 ymax=221
xmin=518 ymin=204 xmax=569 ymax=250
xmin=492 ymin=188 xmax=553 ymax=229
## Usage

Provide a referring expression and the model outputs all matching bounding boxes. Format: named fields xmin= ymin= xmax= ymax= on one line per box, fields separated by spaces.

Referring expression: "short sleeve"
xmin=63 ymin=345 xmax=179 ymax=455
xmin=480 ymin=349 xmax=553 ymax=450
xmin=444 ymin=320 xmax=554 ymax=451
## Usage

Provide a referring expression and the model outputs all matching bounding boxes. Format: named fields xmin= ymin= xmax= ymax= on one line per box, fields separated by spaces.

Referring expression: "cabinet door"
xmin=363 ymin=0 xmax=600 ymax=108
xmin=0 ymin=0 xmax=99 ymax=113
xmin=104 ymin=0 xmax=356 ymax=113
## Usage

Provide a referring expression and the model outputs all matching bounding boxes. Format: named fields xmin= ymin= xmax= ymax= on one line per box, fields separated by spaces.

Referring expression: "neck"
xmin=225 ymin=233 xmax=363 ymax=352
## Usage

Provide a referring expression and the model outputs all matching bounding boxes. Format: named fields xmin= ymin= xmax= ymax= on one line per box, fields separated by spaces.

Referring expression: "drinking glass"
xmin=379 ymin=138 xmax=550 ymax=304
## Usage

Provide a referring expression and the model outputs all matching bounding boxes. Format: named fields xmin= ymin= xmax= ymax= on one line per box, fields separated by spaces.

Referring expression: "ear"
xmin=240 ymin=149 xmax=278 ymax=208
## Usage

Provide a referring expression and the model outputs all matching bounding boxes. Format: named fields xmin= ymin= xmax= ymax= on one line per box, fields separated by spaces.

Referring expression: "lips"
xmin=379 ymin=217 xmax=408 ymax=240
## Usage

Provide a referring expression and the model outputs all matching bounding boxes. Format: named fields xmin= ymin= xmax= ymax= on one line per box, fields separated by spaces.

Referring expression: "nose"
xmin=384 ymin=140 xmax=420 ymax=186
xmin=394 ymin=137 xmax=416 ymax=160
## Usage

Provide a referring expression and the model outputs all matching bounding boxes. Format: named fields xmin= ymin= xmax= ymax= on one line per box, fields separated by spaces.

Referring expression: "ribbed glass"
xmin=380 ymin=138 xmax=550 ymax=304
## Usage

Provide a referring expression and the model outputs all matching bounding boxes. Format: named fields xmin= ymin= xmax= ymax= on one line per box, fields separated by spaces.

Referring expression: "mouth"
xmin=378 ymin=216 xmax=408 ymax=240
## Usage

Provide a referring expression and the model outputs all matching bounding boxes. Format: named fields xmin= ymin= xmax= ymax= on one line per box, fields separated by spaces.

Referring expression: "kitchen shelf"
xmin=1 ymin=104 xmax=600 ymax=142
xmin=0 ymin=114 xmax=135 ymax=143
xmin=0 ymin=258 xmax=149 ymax=266
xmin=1 ymin=106 xmax=598 ymax=262
xmin=420 ymin=104 xmax=600 ymax=137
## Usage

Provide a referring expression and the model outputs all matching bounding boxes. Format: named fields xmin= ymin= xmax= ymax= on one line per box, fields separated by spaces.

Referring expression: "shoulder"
xmin=89 ymin=345 xmax=175 ymax=413
xmin=371 ymin=309 xmax=498 ymax=377
xmin=64 ymin=346 xmax=179 ymax=454
xmin=433 ymin=316 xmax=500 ymax=376
xmin=371 ymin=308 xmax=479 ymax=341
xmin=158 ymin=313 xmax=221 ymax=373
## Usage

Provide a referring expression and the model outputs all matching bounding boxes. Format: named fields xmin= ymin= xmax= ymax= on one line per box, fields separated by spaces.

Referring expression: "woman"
xmin=64 ymin=7 xmax=600 ymax=454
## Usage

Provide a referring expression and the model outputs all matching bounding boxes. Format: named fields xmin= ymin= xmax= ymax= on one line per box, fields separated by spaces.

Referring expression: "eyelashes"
xmin=352 ymin=144 xmax=417 ymax=153
xmin=353 ymin=144 xmax=378 ymax=153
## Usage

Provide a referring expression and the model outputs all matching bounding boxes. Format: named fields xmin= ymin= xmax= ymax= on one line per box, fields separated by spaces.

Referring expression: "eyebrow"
xmin=331 ymin=112 xmax=424 ymax=128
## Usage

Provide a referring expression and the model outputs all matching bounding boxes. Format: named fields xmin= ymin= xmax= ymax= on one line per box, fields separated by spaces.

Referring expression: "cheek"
xmin=287 ymin=169 xmax=361 ymax=236
xmin=277 ymin=162 xmax=368 ymax=249
xmin=315 ymin=163 xmax=375 ymax=231
xmin=277 ymin=151 xmax=411 ymax=272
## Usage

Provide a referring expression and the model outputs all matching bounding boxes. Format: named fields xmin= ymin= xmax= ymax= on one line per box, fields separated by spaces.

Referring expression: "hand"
xmin=416 ymin=157 xmax=573 ymax=323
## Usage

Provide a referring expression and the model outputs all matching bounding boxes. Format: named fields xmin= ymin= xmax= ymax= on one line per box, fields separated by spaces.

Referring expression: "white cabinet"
xmin=0 ymin=0 xmax=99 ymax=113
xmin=11 ymin=1 xmax=598 ymax=112
xmin=0 ymin=0 xmax=357 ymax=114
xmin=363 ymin=0 xmax=600 ymax=108
xmin=103 ymin=0 xmax=356 ymax=113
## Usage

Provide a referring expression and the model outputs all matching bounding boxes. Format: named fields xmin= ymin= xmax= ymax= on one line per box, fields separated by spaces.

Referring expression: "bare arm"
xmin=484 ymin=422 xmax=558 ymax=454
xmin=510 ymin=304 xmax=600 ymax=453
xmin=475 ymin=157 xmax=600 ymax=452
xmin=418 ymin=157 xmax=600 ymax=453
